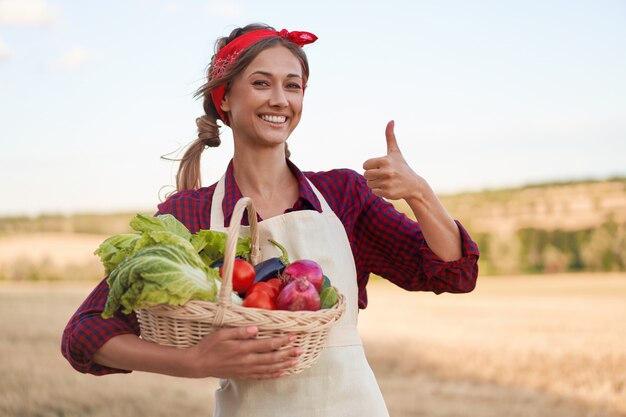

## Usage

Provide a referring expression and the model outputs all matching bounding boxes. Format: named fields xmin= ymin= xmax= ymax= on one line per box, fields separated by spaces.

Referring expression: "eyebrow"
xmin=249 ymin=70 xmax=302 ymax=79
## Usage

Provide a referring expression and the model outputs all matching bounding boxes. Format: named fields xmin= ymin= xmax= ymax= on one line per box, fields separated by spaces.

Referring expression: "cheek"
xmin=292 ymin=97 xmax=304 ymax=117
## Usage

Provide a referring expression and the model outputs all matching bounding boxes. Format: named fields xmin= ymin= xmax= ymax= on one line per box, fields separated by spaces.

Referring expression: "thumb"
xmin=385 ymin=120 xmax=400 ymax=154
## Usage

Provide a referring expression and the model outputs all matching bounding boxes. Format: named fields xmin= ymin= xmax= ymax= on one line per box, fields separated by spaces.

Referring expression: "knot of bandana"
xmin=209 ymin=28 xmax=318 ymax=125
xmin=277 ymin=29 xmax=318 ymax=46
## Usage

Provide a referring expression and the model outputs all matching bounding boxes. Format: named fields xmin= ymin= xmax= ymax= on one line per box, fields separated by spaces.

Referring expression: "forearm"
xmin=94 ymin=334 xmax=193 ymax=378
xmin=405 ymin=179 xmax=462 ymax=262
xmin=93 ymin=327 xmax=302 ymax=380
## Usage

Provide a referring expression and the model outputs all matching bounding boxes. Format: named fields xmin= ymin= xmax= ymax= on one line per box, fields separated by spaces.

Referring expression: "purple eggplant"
xmin=253 ymin=239 xmax=290 ymax=284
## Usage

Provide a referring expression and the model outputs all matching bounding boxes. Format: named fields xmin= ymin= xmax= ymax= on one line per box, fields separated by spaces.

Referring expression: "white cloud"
xmin=206 ymin=0 xmax=243 ymax=18
xmin=49 ymin=47 xmax=91 ymax=70
xmin=0 ymin=37 xmax=10 ymax=60
xmin=0 ymin=0 xmax=58 ymax=27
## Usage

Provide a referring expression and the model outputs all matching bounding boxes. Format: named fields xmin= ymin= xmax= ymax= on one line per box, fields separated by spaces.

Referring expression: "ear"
xmin=220 ymin=94 xmax=231 ymax=113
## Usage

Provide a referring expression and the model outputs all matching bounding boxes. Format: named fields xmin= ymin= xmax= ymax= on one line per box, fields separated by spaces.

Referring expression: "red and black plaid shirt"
xmin=61 ymin=160 xmax=479 ymax=375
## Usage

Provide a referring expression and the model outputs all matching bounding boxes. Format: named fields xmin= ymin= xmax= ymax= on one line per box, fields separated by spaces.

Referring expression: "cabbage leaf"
xmin=94 ymin=233 xmax=142 ymax=275
xmin=192 ymin=229 xmax=251 ymax=265
xmin=102 ymin=244 xmax=218 ymax=318
xmin=130 ymin=213 xmax=191 ymax=241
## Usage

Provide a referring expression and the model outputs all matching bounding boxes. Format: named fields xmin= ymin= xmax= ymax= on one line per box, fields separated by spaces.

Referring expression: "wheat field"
xmin=0 ymin=273 xmax=624 ymax=417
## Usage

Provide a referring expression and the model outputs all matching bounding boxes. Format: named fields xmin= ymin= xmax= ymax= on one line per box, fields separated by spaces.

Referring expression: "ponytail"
xmin=175 ymin=114 xmax=220 ymax=191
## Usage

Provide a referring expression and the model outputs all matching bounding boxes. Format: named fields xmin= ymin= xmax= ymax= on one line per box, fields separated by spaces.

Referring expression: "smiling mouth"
xmin=260 ymin=114 xmax=287 ymax=124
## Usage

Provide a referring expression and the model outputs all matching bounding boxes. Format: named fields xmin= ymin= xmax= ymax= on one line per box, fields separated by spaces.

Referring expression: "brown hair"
xmin=175 ymin=23 xmax=311 ymax=191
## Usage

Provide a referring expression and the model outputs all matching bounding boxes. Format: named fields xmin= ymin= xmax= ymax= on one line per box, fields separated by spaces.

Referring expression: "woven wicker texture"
xmin=137 ymin=197 xmax=346 ymax=375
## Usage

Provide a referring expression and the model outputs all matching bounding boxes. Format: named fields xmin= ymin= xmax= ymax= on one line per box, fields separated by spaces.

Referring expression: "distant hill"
xmin=1 ymin=177 xmax=625 ymax=276
xmin=394 ymin=177 xmax=626 ymax=234
xmin=0 ymin=211 xmax=151 ymax=236
xmin=394 ymin=178 xmax=626 ymax=275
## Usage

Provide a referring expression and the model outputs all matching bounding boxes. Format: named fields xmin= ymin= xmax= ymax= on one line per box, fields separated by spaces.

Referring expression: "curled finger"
xmin=240 ymin=334 xmax=294 ymax=354
xmin=253 ymin=346 xmax=302 ymax=366
xmin=257 ymin=357 xmax=300 ymax=374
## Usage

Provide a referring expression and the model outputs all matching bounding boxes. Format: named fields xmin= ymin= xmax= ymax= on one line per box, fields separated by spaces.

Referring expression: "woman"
xmin=62 ymin=23 xmax=480 ymax=416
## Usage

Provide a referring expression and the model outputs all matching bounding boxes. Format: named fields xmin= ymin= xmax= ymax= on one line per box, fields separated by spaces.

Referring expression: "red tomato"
xmin=243 ymin=290 xmax=276 ymax=310
xmin=267 ymin=278 xmax=284 ymax=291
xmin=220 ymin=259 xmax=255 ymax=294
xmin=248 ymin=282 xmax=278 ymax=299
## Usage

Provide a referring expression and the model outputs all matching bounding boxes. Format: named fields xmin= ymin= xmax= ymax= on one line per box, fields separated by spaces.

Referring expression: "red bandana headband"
xmin=209 ymin=28 xmax=318 ymax=125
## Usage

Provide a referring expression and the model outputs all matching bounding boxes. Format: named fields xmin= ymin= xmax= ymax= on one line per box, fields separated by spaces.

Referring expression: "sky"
xmin=1 ymin=0 xmax=625 ymax=216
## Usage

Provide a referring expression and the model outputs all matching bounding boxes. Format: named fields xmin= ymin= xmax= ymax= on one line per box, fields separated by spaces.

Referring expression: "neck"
xmin=232 ymin=144 xmax=294 ymax=200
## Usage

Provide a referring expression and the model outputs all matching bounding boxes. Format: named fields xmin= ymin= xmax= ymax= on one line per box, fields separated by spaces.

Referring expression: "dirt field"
xmin=1 ymin=274 xmax=625 ymax=417
xmin=0 ymin=233 xmax=106 ymax=281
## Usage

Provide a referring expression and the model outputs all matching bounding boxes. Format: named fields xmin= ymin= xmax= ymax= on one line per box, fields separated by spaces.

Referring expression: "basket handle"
xmin=219 ymin=197 xmax=260 ymax=305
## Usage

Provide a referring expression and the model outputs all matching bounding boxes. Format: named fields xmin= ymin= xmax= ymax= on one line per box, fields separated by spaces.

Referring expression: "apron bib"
xmin=209 ymin=175 xmax=389 ymax=417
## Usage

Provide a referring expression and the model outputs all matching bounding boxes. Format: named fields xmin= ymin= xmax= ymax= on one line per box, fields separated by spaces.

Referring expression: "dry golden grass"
xmin=1 ymin=274 xmax=624 ymax=417
xmin=360 ymin=274 xmax=626 ymax=417
xmin=0 ymin=233 xmax=106 ymax=281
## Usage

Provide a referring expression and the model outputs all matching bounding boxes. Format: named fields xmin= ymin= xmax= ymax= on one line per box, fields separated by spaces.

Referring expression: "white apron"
xmin=210 ymin=174 xmax=389 ymax=417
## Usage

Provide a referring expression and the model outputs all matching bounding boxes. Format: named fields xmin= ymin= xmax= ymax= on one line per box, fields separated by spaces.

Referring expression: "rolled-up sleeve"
xmin=61 ymin=278 xmax=139 ymax=375
xmin=351 ymin=172 xmax=479 ymax=306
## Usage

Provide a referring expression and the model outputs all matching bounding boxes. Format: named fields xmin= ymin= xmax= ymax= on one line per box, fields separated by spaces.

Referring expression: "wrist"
xmin=180 ymin=345 xmax=203 ymax=378
xmin=405 ymin=177 xmax=433 ymax=213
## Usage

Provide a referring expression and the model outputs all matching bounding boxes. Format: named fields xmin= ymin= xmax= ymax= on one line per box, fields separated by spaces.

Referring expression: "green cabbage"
xmin=97 ymin=213 xmax=253 ymax=318
xmin=102 ymin=244 xmax=218 ymax=318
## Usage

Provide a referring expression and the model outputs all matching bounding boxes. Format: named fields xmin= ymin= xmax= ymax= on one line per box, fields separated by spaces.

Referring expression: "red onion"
xmin=276 ymin=277 xmax=321 ymax=311
xmin=282 ymin=260 xmax=324 ymax=292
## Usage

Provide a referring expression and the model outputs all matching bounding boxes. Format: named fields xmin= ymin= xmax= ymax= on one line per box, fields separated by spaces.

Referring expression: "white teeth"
xmin=261 ymin=115 xmax=286 ymax=123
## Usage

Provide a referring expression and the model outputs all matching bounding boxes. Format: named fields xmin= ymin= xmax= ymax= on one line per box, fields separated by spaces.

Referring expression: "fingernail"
xmin=246 ymin=326 xmax=258 ymax=334
xmin=288 ymin=334 xmax=296 ymax=342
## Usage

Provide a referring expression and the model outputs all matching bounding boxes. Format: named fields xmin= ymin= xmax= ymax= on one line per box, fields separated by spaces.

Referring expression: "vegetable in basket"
xmin=242 ymin=267 xmax=337 ymax=311
xmin=192 ymin=229 xmax=251 ymax=266
xmin=262 ymin=239 xmax=325 ymax=292
xmin=252 ymin=239 xmax=290 ymax=284
xmin=243 ymin=290 xmax=276 ymax=310
xmin=320 ymin=287 xmax=338 ymax=309
xmin=102 ymin=243 xmax=219 ymax=318
xmin=219 ymin=258 xmax=256 ymax=294
xmin=276 ymin=276 xmax=321 ymax=311
xmin=282 ymin=259 xmax=324 ymax=292
xmin=96 ymin=213 xmax=252 ymax=318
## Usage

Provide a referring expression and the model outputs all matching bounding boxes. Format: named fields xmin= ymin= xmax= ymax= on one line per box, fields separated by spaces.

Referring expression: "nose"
xmin=268 ymin=86 xmax=288 ymax=108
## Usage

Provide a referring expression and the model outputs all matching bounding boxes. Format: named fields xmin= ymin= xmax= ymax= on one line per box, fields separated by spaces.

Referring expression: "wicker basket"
xmin=136 ymin=197 xmax=346 ymax=375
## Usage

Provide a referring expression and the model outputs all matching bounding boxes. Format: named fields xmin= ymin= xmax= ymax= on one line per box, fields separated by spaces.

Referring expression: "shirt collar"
xmin=221 ymin=159 xmax=322 ymax=227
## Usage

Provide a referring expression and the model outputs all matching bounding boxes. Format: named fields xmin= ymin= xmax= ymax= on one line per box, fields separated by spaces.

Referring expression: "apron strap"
xmin=210 ymin=174 xmax=227 ymax=229
xmin=304 ymin=178 xmax=334 ymax=215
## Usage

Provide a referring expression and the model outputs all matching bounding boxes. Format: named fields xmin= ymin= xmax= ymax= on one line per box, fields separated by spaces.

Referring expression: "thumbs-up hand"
xmin=362 ymin=120 xmax=423 ymax=201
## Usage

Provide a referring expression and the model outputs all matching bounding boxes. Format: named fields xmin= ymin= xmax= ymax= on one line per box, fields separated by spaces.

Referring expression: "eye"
xmin=253 ymin=80 xmax=270 ymax=87
xmin=287 ymin=82 xmax=302 ymax=90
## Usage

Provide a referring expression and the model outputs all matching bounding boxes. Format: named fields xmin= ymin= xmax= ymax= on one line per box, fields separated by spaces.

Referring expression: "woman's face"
xmin=221 ymin=45 xmax=304 ymax=149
